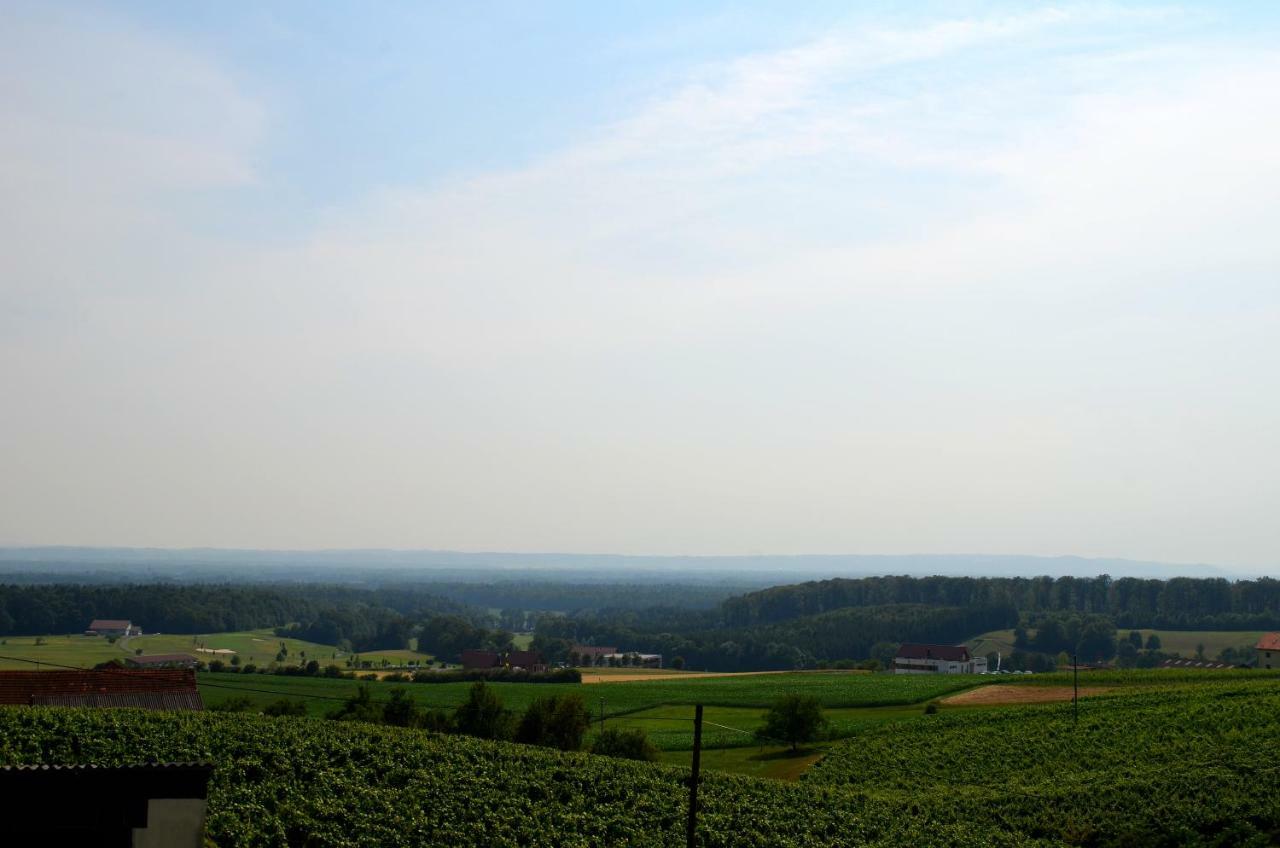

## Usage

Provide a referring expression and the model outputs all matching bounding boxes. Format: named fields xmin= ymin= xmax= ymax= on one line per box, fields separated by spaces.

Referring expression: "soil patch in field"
xmin=943 ymin=685 xmax=1106 ymax=706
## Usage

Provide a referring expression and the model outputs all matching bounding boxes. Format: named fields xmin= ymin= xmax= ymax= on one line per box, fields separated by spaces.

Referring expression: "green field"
xmin=3 ymin=675 xmax=1278 ymax=846
xmin=606 ymin=702 xmax=930 ymax=751
xmin=967 ymin=627 xmax=1265 ymax=661
xmin=0 ymin=634 xmax=127 ymax=670
xmin=0 ymin=629 xmax=434 ymax=671
xmin=198 ymin=670 xmax=985 ymax=721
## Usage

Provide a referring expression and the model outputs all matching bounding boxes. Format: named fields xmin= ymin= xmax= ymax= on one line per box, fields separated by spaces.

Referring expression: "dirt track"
xmin=943 ymin=685 xmax=1106 ymax=706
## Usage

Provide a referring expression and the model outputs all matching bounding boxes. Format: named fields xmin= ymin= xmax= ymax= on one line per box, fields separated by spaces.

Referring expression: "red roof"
xmin=1256 ymin=633 xmax=1280 ymax=651
xmin=461 ymin=649 xmax=500 ymax=669
xmin=506 ymin=650 xmax=545 ymax=669
xmin=895 ymin=643 xmax=971 ymax=662
xmin=0 ymin=669 xmax=202 ymax=710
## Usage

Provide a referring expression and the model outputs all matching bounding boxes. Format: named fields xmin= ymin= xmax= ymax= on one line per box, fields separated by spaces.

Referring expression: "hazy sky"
xmin=2 ymin=2 xmax=1278 ymax=569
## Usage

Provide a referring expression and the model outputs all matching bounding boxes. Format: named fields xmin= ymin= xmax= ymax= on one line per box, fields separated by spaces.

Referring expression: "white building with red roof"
xmin=1256 ymin=633 xmax=1280 ymax=670
xmin=894 ymin=643 xmax=987 ymax=674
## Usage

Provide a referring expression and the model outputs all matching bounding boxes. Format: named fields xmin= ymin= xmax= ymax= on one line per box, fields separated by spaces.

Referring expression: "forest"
xmin=1 ymin=572 xmax=1276 ymax=670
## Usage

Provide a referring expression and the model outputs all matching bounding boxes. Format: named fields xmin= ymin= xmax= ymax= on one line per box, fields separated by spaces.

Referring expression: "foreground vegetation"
xmin=0 ymin=706 xmax=1024 ymax=848
xmin=3 ymin=675 xmax=1278 ymax=845
xmin=808 ymin=678 xmax=1280 ymax=846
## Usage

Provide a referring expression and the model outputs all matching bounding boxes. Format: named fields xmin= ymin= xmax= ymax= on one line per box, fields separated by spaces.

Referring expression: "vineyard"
xmin=807 ymin=678 xmax=1280 ymax=846
xmin=2 ymin=675 xmax=1278 ymax=845
xmin=0 ymin=706 xmax=1026 ymax=848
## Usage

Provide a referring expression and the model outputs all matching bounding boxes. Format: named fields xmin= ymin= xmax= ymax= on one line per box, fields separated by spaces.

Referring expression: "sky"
xmin=2 ymin=2 xmax=1278 ymax=570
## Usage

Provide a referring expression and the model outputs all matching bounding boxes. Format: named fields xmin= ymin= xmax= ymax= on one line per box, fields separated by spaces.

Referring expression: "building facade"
xmin=893 ymin=643 xmax=987 ymax=674
xmin=1256 ymin=633 xmax=1280 ymax=670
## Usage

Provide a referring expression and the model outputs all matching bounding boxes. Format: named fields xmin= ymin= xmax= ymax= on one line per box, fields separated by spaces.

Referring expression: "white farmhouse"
xmin=893 ymin=643 xmax=987 ymax=674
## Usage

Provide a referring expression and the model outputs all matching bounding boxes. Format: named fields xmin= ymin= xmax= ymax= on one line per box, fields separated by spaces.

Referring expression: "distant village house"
xmin=894 ymin=643 xmax=987 ymax=674
xmin=85 ymin=619 xmax=142 ymax=637
xmin=1256 ymin=633 xmax=1280 ymax=670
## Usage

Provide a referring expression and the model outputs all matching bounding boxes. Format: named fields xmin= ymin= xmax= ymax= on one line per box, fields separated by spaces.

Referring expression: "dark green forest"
xmin=2 ymin=572 xmax=1276 ymax=670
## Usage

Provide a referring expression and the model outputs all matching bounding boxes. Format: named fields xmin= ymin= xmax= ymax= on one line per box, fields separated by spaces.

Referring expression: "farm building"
xmin=0 ymin=668 xmax=203 ymax=710
xmin=1160 ymin=658 xmax=1236 ymax=670
xmin=1256 ymin=633 xmax=1280 ymax=669
xmin=505 ymin=650 xmax=548 ymax=672
xmin=461 ymin=649 xmax=548 ymax=671
xmin=0 ymin=762 xmax=212 ymax=847
xmin=125 ymin=654 xmax=198 ymax=669
xmin=894 ymin=643 xmax=987 ymax=674
xmin=571 ymin=645 xmax=618 ymax=664
xmin=461 ymin=649 xmax=501 ymax=670
xmin=85 ymin=619 xmax=142 ymax=637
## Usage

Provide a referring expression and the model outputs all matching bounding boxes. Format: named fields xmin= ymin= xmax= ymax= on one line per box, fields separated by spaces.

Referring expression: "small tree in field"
xmin=757 ymin=694 xmax=827 ymax=752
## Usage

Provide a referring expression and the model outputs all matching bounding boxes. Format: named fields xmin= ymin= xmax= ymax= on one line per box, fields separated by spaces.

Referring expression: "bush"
xmin=410 ymin=668 xmax=581 ymax=685
xmin=757 ymin=694 xmax=828 ymax=751
xmin=323 ymin=664 xmax=344 ymax=678
xmin=923 ymin=701 xmax=940 ymax=715
xmin=263 ymin=699 xmax=307 ymax=717
xmin=209 ymin=697 xmax=254 ymax=713
xmin=381 ymin=689 xmax=421 ymax=728
xmin=589 ymin=727 xmax=659 ymax=762
xmin=453 ymin=682 xmax=513 ymax=741
xmin=515 ymin=694 xmax=590 ymax=751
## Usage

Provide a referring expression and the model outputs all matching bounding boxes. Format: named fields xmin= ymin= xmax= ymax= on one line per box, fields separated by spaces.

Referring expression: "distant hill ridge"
xmin=0 ymin=546 xmax=1237 ymax=581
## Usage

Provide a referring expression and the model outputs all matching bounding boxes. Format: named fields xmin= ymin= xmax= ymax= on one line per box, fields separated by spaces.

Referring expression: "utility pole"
xmin=599 ymin=698 xmax=605 ymax=730
xmin=1072 ymin=653 xmax=1078 ymax=725
xmin=687 ymin=704 xmax=703 ymax=848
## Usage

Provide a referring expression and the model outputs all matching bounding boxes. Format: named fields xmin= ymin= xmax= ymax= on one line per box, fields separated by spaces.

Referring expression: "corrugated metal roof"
xmin=87 ymin=619 xmax=131 ymax=630
xmin=896 ymin=643 xmax=971 ymax=662
xmin=0 ymin=669 xmax=202 ymax=711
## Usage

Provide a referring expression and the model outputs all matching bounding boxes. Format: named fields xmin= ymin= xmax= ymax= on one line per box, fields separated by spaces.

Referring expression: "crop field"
xmin=606 ymin=703 xmax=928 ymax=751
xmin=198 ymin=670 xmax=986 ymax=720
xmin=3 ymin=676 xmax=1278 ymax=846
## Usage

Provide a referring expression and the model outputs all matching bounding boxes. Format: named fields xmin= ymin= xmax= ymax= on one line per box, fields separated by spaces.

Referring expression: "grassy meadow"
xmin=967 ymin=627 xmax=1266 ymax=661
xmin=0 ymin=628 xmax=435 ymax=671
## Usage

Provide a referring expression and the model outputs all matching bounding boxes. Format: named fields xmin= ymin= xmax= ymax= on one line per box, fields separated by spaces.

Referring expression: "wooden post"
xmin=1072 ymin=653 xmax=1078 ymax=725
xmin=687 ymin=704 xmax=703 ymax=848
xmin=599 ymin=698 xmax=605 ymax=730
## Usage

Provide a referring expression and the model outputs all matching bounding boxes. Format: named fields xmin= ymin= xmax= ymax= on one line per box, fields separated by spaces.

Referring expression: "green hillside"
xmin=808 ymin=678 xmax=1280 ymax=845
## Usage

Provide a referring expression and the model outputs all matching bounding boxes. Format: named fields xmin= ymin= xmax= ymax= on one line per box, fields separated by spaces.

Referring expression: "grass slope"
xmin=966 ymin=628 xmax=1266 ymax=661
xmin=0 ymin=629 xmax=434 ymax=672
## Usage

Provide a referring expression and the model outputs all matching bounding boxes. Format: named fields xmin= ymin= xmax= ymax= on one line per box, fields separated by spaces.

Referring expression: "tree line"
xmin=721 ymin=574 xmax=1280 ymax=630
